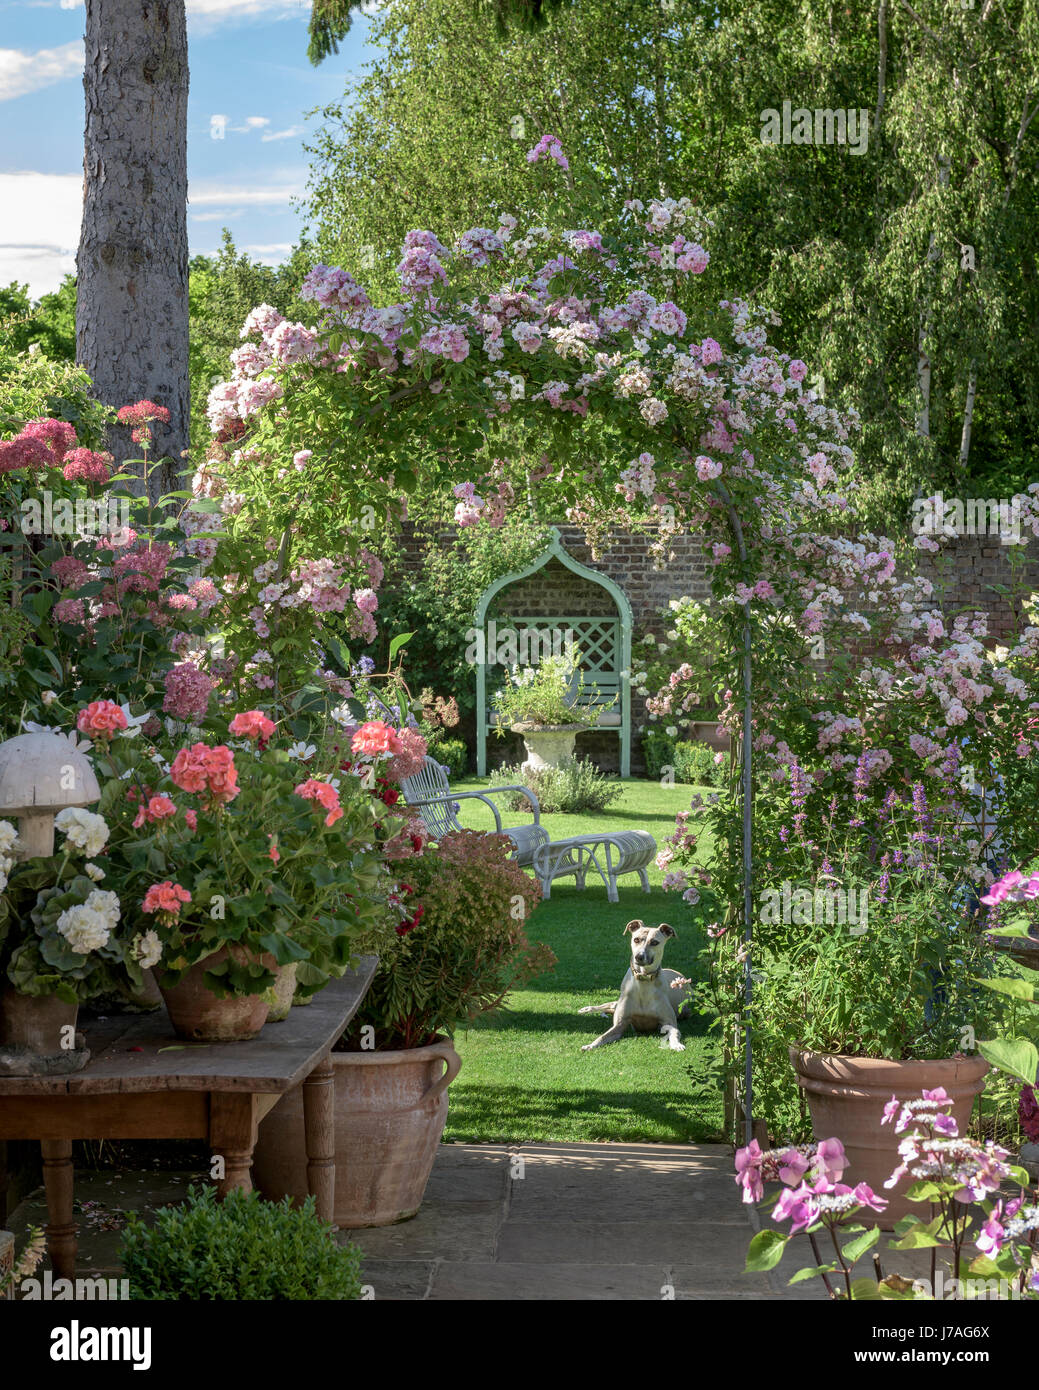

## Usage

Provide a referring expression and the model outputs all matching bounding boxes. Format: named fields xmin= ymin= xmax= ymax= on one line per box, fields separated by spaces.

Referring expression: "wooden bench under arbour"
xmin=473 ymin=528 xmax=634 ymax=778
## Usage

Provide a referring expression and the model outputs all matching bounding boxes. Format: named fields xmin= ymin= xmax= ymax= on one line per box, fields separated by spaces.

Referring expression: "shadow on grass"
xmin=444 ymin=1080 xmax=724 ymax=1145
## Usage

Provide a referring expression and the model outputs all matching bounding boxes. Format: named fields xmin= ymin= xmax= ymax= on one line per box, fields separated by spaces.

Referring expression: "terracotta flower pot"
xmin=252 ymin=1036 xmax=462 ymax=1227
xmin=0 ymin=988 xmax=88 ymax=1076
xmin=264 ymin=962 xmax=299 ymax=1023
xmin=790 ymin=1048 xmax=990 ymax=1227
xmin=156 ymin=947 xmax=276 ymax=1042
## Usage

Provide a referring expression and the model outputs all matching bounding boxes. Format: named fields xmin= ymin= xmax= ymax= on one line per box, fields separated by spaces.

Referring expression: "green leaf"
xmin=890 ymin=1226 xmax=942 ymax=1250
xmin=745 ymin=1228 xmax=787 ymax=1272
xmin=849 ymin=1277 xmax=885 ymax=1300
xmin=842 ymin=1225 xmax=881 ymax=1262
xmin=388 ymin=631 xmax=414 ymax=663
xmin=788 ymin=1262 xmax=837 ymax=1285
xmin=975 ymin=975 xmax=1036 ymax=1002
xmin=978 ymin=1036 xmax=1039 ymax=1084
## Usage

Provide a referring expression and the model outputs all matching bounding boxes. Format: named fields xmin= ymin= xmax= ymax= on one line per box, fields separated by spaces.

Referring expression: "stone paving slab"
xmin=6 ymin=1140 xmax=935 ymax=1301
xmin=338 ymin=1141 xmax=791 ymax=1300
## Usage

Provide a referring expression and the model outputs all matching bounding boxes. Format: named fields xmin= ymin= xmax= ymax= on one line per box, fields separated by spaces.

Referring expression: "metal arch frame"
xmin=474 ymin=527 xmax=633 ymax=777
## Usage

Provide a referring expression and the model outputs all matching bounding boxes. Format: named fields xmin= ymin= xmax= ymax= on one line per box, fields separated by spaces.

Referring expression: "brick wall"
xmin=391 ymin=523 xmax=1039 ymax=774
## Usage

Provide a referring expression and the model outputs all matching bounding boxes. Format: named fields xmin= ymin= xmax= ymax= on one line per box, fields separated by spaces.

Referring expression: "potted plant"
xmin=752 ymin=859 xmax=997 ymax=1225
xmin=94 ymin=705 xmax=401 ymax=1041
xmin=0 ymin=726 xmax=150 ymax=1071
xmin=493 ymin=651 xmax=607 ymax=771
xmin=252 ymin=824 xmax=554 ymax=1227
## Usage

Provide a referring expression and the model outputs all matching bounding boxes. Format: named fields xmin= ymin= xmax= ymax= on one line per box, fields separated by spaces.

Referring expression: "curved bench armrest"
xmin=405 ymin=789 xmax=504 ymax=832
xmin=482 ymin=784 xmax=541 ymax=823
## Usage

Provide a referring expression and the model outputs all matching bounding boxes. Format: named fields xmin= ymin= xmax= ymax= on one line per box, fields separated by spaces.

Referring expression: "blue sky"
xmin=0 ymin=0 xmax=380 ymax=296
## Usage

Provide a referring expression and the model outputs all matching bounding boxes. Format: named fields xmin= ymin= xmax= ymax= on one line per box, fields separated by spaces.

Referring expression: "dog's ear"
xmin=659 ymin=923 xmax=677 ymax=939
xmin=624 ymin=919 xmax=643 ymax=934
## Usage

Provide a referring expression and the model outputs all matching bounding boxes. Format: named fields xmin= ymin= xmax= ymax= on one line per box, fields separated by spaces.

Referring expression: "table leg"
xmin=0 ymin=1139 xmax=8 ymax=1225
xmin=40 ymin=1139 xmax=76 ymax=1280
xmin=302 ymin=1051 xmax=336 ymax=1224
xmin=210 ymin=1092 xmax=257 ymax=1198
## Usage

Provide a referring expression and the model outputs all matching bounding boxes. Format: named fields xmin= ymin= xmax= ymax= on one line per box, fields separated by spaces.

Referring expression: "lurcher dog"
xmin=578 ymin=919 xmax=691 ymax=1051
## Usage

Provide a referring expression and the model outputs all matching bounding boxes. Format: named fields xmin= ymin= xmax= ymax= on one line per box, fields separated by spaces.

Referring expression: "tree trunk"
xmin=958 ymin=359 xmax=977 ymax=475
xmin=77 ymin=0 xmax=189 ymax=501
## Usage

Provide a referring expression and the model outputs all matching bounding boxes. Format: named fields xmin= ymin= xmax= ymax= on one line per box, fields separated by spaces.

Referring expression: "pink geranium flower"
xmin=142 ymin=880 xmax=191 ymax=917
xmin=351 ymin=721 xmax=403 ymax=757
xmin=77 ymin=700 xmax=128 ymax=741
xmin=229 ymin=710 xmax=276 ymax=745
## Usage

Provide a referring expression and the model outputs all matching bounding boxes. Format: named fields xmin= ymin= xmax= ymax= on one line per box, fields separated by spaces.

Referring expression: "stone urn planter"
xmin=790 ymin=1048 xmax=990 ymax=1227
xmin=155 ymin=947 xmax=280 ymax=1042
xmin=0 ymin=987 xmax=88 ymax=1075
xmin=252 ymin=1036 xmax=462 ymax=1227
xmin=511 ymin=722 xmax=586 ymax=773
xmin=689 ymin=720 xmax=729 ymax=754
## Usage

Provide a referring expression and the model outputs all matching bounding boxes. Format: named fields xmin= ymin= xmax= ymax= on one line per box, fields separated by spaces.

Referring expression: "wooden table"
xmin=0 ymin=959 xmax=377 ymax=1278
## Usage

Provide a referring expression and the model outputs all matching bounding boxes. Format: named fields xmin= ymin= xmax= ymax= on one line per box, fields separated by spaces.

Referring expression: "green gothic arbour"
xmin=473 ymin=528 xmax=633 ymax=777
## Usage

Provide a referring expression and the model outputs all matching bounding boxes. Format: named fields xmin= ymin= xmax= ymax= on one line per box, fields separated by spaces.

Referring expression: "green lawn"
xmin=440 ymin=777 xmax=724 ymax=1143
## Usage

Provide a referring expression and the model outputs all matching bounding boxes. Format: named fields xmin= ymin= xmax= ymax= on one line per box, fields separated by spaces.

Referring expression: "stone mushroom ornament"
xmin=0 ymin=731 xmax=101 ymax=860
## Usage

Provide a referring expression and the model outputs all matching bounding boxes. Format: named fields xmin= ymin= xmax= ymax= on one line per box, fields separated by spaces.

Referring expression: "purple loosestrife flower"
xmin=852 ymin=750 xmax=870 ymax=802
xmin=789 ymin=759 xmax=809 ymax=810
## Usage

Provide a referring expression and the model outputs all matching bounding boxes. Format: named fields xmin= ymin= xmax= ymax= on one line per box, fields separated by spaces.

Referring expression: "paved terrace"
xmin=7 ymin=1140 xmax=841 ymax=1300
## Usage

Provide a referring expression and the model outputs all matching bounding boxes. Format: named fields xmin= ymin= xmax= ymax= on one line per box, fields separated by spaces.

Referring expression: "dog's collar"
xmin=632 ymin=965 xmax=661 ymax=981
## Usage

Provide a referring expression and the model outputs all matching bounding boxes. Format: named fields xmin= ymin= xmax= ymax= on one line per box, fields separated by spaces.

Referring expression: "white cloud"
xmin=45 ymin=0 xmax=308 ymax=17
xmin=239 ymin=242 xmax=294 ymax=265
xmin=189 ymin=179 xmax=304 ymax=211
xmin=0 ymin=171 xmax=81 ymax=296
xmin=0 ymin=40 xmax=83 ymax=102
xmin=0 ymin=170 xmax=305 ymax=295
xmin=261 ymin=124 xmax=304 ymax=143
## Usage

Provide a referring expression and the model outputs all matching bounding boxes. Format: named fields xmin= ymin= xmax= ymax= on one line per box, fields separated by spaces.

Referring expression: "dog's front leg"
xmin=659 ymin=1023 xmax=685 ymax=1052
xmin=581 ymin=1023 xmax=628 ymax=1050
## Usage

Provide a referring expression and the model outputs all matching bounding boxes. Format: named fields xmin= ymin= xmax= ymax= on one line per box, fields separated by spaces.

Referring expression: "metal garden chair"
xmin=400 ymin=756 xmax=549 ymax=867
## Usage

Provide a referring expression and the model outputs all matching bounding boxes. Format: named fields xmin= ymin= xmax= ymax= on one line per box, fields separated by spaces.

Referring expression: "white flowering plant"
xmin=492 ymin=651 xmax=610 ymax=731
xmin=0 ymin=811 xmax=147 ymax=1004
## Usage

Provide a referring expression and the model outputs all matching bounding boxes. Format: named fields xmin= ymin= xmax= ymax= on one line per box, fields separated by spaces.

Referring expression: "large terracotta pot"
xmin=156 ymin=947 xmax=277 ymax=1042
xmin=252 ymin=1037 xmax=462 ymax=1227
xmin=790 ymin=1048 xmax=990 ymax=1227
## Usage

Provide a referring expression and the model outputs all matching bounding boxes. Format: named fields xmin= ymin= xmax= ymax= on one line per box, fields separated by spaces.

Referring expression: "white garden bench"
xmin=531 ymin=830 xmax=657 ymax=903
xmin=400 ymin=757 xmax=549 ymax=867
